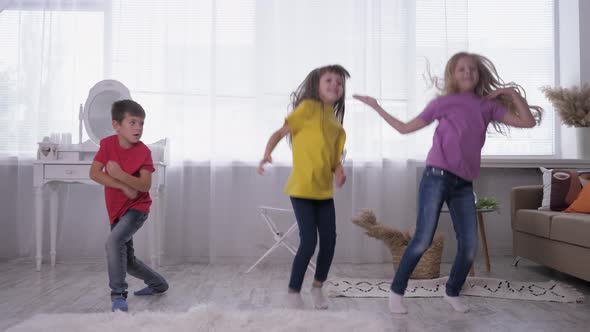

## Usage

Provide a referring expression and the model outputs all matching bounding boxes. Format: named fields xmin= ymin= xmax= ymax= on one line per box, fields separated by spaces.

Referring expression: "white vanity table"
xmin=33 ymin=80 xmax=167 ymax=271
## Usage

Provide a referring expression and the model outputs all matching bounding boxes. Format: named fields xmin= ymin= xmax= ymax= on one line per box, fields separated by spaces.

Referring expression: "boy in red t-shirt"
xmin=90 ymin=99 xmax=168 ymax=312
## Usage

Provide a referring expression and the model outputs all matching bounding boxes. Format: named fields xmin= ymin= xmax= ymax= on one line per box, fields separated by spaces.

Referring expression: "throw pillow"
xmin=539 ymin=167 xmax=588 ymax=211
xmin=565 ymin=182 xmax=590 ymax=213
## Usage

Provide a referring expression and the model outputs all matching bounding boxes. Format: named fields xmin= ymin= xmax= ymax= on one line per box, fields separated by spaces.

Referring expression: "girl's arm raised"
xmin=258 ymin=122 xmax=291 ymax=175
xmin=487 ymin=88 xmax=536 ymax=128
xmin=353 ymin=95 xmax=428 ymax=134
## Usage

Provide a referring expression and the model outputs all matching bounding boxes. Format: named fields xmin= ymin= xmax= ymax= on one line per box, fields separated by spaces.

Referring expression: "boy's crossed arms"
xmin=89 ymin=160 xmax=151 ymax=200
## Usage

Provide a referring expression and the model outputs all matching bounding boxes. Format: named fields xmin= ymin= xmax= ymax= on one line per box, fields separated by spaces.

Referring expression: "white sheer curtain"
xmin=0 ymin=0 xmax=412 ymax=264
xmin=0 ymin=0 xmax=555 ymax=264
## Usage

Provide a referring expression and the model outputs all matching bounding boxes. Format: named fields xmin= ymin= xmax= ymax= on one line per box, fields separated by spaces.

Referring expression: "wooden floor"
xmin=1 ymin=256 xmax=589 ymax=332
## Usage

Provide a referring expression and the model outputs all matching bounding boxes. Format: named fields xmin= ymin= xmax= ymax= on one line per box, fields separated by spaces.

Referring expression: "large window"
xmin=0 ymin=0 xmax=556 ymax=161
xmin=413 ymin=0 xmax=555 ymax=157
xmin=0 ymin=2 xmax=103 ymax=157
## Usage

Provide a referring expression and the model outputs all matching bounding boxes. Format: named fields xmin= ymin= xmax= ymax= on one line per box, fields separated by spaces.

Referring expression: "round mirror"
xmin=83 ymin=80 xmax=131 ymax=145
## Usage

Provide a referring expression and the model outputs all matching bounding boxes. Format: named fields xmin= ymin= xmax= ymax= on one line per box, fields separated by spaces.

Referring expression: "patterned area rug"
xmin=325 ymin=277 xmax=584 ymax=303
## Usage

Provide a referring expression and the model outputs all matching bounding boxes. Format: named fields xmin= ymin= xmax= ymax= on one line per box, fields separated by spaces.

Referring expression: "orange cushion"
xmin=565 ymin=183 xmax=590 ymax=213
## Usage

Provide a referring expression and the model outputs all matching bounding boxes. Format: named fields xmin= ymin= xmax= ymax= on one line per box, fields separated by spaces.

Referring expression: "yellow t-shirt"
xmin=284 ymin=99 xmax=346 ymax=199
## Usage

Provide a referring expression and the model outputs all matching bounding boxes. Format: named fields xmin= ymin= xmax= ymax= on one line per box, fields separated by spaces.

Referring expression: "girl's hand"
xmin=353 ymin=94 xmax=380 ymax=109
xmin=335 ymin=165 xmax=346 ymax=188
xmin=257 ymin=155 xmax=272 ymax=175
xmin=486 ymin=88 xmax=517 ymax=100
xmin=121 ymin=186 xmax=138 ymax=200
xmin=335 ymin=171 xmax=346 ymax=188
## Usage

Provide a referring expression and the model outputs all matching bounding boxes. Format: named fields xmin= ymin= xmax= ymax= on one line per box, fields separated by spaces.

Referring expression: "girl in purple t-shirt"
xmin=354 ymin=52 xmax=542 ymax=314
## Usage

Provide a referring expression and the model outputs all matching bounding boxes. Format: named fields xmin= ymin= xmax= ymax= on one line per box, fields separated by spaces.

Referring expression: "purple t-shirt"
xmin=418 ymin=93 xmax=507 ymax=181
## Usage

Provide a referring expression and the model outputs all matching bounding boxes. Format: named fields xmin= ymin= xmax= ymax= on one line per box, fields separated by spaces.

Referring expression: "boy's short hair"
xmin=111 ymin=99 xmax=145 ymax=123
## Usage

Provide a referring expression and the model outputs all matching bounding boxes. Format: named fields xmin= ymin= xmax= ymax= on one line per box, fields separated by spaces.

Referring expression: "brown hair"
xmin=111 ymin=99 xmax=145 ymax=124
xmin=289 ymin=64 xmax=351 ymax=124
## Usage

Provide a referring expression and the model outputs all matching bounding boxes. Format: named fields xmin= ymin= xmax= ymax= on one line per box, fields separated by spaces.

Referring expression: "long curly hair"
xmin=289 ymin=64 xmax=351 ymax=124
xmin=429 ymin=52 xmax=543 ymax=134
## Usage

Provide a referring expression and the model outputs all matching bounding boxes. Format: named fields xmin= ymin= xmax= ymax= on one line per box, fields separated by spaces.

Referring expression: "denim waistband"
xmin=424 ymin=166 xmax=471 ymax=183
xmin=425 ymin=165 xmax=448 ymax=176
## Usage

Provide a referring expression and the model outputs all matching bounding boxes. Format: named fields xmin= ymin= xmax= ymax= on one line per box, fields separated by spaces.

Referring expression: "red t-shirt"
xmin=94 ymin=135 xmax=155 ymax=224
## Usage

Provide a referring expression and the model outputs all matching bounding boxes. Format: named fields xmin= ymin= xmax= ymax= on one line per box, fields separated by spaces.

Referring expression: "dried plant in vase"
xmin=541 ymin=83 xmax=590 ymax=127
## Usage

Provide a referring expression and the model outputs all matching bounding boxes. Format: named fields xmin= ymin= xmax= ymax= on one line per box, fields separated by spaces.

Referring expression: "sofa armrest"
xmin=510 ymin=185 xmax=543 ymax=229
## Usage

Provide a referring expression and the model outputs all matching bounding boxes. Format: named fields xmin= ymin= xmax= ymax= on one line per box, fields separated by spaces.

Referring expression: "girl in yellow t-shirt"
xmin=258 ymin=64 xmax=350 ymax=310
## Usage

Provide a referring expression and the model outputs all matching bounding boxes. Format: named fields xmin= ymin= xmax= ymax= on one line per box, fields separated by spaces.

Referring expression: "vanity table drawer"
xmin=44 ymin=165 xmax=91 ymax=179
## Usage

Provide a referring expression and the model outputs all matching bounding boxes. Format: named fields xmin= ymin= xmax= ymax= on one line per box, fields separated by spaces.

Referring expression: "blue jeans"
xmin=288 ymin=197 xmax=336 ymax=292
xmin=391 ymin=166 xmax=478 ymax=297
xmin=106 ymin=209 xmax=168 ymax=299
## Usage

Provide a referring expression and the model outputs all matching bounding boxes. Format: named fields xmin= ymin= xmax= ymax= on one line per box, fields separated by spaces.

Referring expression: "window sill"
xmin=408 ymin=158 xmax=590 ymax=169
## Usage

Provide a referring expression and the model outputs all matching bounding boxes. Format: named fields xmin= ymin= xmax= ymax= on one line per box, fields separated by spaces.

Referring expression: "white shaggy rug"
xmin=326 ymin=277 xmax=584 ymax=303
xmin=5 ymin=305 xmax=390 ymax=332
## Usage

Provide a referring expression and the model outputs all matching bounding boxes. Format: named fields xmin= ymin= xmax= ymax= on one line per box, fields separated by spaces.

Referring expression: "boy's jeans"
xmin=106 ymin=209 xmax=168 ymax=299
xmin=391 ymin=166 xmax=478 ymax=297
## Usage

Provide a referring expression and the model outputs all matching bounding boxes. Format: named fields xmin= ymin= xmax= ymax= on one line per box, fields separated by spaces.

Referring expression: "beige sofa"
xmin=511 ymin=185 xmax=590 ymax=282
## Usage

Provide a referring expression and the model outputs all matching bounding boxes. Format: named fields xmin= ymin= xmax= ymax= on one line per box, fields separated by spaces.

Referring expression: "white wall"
xmin=580 ymin=0 xmax=590 ymax=85
xmin=558 ymin=0 xmax=589 ymax=158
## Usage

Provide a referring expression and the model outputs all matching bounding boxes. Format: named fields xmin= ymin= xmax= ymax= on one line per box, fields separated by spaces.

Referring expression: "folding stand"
xmin=246 ymin=206 xmax=316 ymax=274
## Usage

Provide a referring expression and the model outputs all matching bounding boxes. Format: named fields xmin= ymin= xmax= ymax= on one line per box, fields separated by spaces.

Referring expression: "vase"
xmin=575 ymin=127 xmax=590 ymax=159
